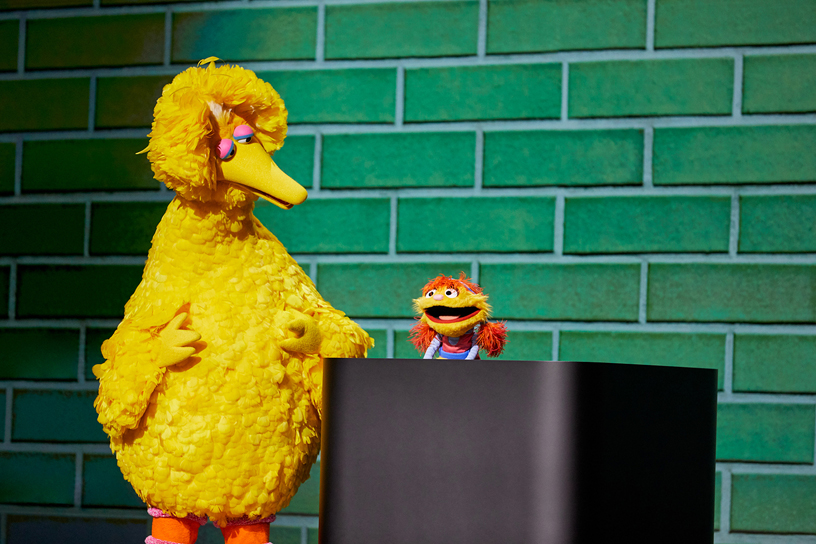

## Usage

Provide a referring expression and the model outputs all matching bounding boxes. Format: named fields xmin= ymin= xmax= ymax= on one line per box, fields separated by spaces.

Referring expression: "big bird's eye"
xmin=425 ymin=289 xmax=436 ymax=298
xmin=233 ymin=124 xmax=254 ymax=144
xmin=218 ymin=138 xmax=235 ymax=160
xmin=444 ymin=288 xmax=458 ymax=298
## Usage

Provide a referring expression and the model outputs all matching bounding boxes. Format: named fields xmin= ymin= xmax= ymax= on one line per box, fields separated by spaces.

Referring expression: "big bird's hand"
xmin=157 ymin=312 xmax=201 ymax=367
xmin=280 ymin=311 xmax=322 ymax=354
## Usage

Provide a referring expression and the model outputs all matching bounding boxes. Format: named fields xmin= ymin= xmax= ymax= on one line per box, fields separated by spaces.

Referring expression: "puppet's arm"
xmin=423 ymin=335 xmax=442 ymax=359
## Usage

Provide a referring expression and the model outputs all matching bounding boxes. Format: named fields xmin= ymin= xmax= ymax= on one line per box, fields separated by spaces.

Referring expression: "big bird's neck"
xmin=160 ymin=195 xmax=259 ymax=246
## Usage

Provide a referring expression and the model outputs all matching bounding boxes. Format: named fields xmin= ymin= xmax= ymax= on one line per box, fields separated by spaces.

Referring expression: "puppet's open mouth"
xmin=230 ymin=182 xmax=294 ymax=210
xmin=425 ymin=306 xmax=481 ymax=324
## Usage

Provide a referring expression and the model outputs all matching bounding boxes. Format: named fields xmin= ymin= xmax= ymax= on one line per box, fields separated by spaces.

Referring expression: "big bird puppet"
xmin=93 ymin=58 xmax=372 ymax=544
xmin=409 ymin=273 xmax=507 ymax=359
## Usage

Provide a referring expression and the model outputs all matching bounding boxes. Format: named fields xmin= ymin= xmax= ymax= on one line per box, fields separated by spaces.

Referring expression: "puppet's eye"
xmin=218 ymin=139 xmax=236 ymax=160
xmin=425 ymin=289 xmax=436 ymax=298
xmin=445 ymin=288 xmax=458 ymax=298
xmin=234 ymin=124 xmax=254 ymax=144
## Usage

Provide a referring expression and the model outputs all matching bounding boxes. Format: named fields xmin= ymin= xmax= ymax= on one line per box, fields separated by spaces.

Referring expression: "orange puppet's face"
xmin=413 ymin=274 xmax=491 ymax=338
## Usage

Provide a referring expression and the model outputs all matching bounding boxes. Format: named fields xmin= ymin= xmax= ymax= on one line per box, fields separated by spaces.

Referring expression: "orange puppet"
xmin=409 ymin=273 xmax=507 ymax=359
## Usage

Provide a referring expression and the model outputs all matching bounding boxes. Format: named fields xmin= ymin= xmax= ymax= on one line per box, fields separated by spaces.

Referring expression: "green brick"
xmin=653 ymin=125 xmax=816 ymax=185
xmin=308 ymin=529 xmax=318 ymax=544
xmin=23 ymin=139 xmax=156 ymax=193
xmin=0 ymin=20 xmax=17 ymax=72
xmin=0 ymin=79 xmax=89 ymax=132
xmin=6 ymin=515 xmax=150 ymax=544
xmin=564 ymin=196 xmax=731 ymax=254
xmin=95 ymin=75 xmax=173 ymax=129
xmin=487 ymin=0 xmax=646 ymax=54
xmin=13 ymin=389 xmax=107 ymax=443
xmin=258 ymin=69 xmax=395 ymax=124
xmin=322 ymin=132 xmax=475 ymax=189
xmin=560 ymin=331 xmax=725 ymax=389
xmin=85 ymin=328 xmax=116 ymax=381
xmin=17 ymin=265 xmax=142 ymax=318
xmin=273 ymin=135 xmax=314 ymax=189
xmin=0 ymin=329 xmax=79 ymax=380
xmin=740 ymin=195 xmax=816 ymax=253
xmin=172 ymin=8 xmax=316 ymax=63
xmin=655 ymin=0 xmax=816 ymax=48
xmin=648 ymin=264 xmax=816 ymax=323
xmin=366 ymin=330 xmax=388 ymax=359
xmin=26 ymin=14 xmax=164 ymax=70
xmin=732 ymin=474 xmax=816 ymax=533
xmin=395 ymin=330 xmax=418 ymax=359
xmin=90 ymin=202 xmax=166 ymax=256
xmin=569 ymin=58 xmax=733 ymax=118
xmin=0 ymin=204 xmax=85 ymax=255
xmin=0 ymin=391 xmax=4 ymax=437
xmin=1 ymin=0 xmax=89 ymax=7
xmin=268 ymin=527 xmax=302 ymax=544
xmin=405 ymin=64 xmax=561 ymax=122
xmin=744 ymin=54 xmax=816 ymax=114
xmin=734 ymin=335 xmax=816 ymax=393
xmin=481 ymin=264 xmax=641 ymax=321
xmin=82 ymin=455 xmax=142 ymax=508
xmin=0 ymin=453 xmax=75 ymax=505
xmin=255 ymin=198 xmax=390 ymax=254
xmin=326 ymin=1 xmax=477 ymax=59
xmin=717 ymin=403 xmax=814 ymax=463
xmin=102 ymin=0 xmax=197 ymax=4
xmin=0 ymin=142 xmax=14 ymax=194
xmin=498 ymin=331 xmax=552 ymax=361
xmin=714 ymin=472 xmax=721 ymax=531
xmin=398 ymin=197 xmax=554 ymax=252
xmin=484 ymin=129 xmax=643 ymax=187
xmin=0 ymin=266 xmax=8 ymax=316
xmin=318 ymin=262 xmax=472 ymax=318
xmin=280 ymin=460 xmax=319 ymax=515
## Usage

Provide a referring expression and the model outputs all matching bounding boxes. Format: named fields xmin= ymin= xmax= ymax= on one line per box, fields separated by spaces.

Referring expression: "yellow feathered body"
xmin=94 ymin=196 xmax=371 ymax=525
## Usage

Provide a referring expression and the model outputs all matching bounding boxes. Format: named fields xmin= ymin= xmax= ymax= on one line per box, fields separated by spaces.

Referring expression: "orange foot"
xmin=221 ymin=522 xmax=271 ymax=544
xmin=149 ymin=516 xmax=202 ymax=544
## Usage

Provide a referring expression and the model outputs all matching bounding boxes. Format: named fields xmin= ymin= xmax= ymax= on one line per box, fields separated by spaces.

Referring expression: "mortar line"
xmin=470 ymin=260 xmax=479 ymax=283
xmin=474 ymin=128 xmax=484 ymax=192
xmin=477 ymin=0 xmax=487 ymax=58
xmin=560 ymin=63 xmax=569 ymax=120
xmin=309 ymin=262 xmax=317 ymax=284
xmin=389 ymin=195 xmax=398 ymax=256
xmin=312 ymin=132 xmax=322 ymax=191
xmin=3 ymin=387 xmax=12 ymax=443
xmin=638 ymin=261 xmax=648 ymax=324
xmin=0 ymin=512 xmax=6 ymax=544
xmin=315 ymin=1 xmax=325 ymax=64
xmin=300 ymin=526 xmax=308 ymax=544
xmin=74 ymin=451 xmax=83 ymax=507
xmin=729 ymin=190 xmax=740 ymax=257
xmin=646 ymin=0 xmax=655 ymax=51
xmin=643 ymin=125 xmax=654 ymax=188
xmin=551 ymin=329 xmax=560 ymax=361
xmin=720 ymin=469 xmax=732 ymax=534
xmin=13 ymin=136 xmax=22 ymax=196
xmin=395 ymin=65 xmax=405 ymax=127
xmin=732 ymin=54 xmax=744 ymax=118
xmin=724 ymin=330 xmax=735 ymax=396
xmin=78 ymin=324 xmax=87 ymax=384
xmin=163 ymin=8 xmax=172 ymax=66
xmin=7 ymin=263 xmax=16 ymax=321
xmin=386 ymin=326 xmax=394 ymax=358
xmin=16 ymin=15 xmax=25 ymax=75
xmin=83 ymin=201 xmax=92 ymax=257
xmin=87 ymin=76 xmax=97 ymax=132
xmin=553 ymin=193 xmax=565 ymax=256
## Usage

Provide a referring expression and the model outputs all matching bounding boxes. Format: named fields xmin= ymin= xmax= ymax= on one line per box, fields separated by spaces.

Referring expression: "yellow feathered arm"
xmin=93 ymin=311 xmax=200 ymax=442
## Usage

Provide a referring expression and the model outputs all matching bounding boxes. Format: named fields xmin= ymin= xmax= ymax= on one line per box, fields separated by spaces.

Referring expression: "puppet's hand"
xmin=157 ymin=313 xmax=201 ymax=367
xmin=281 ymin=312 xmax=322 ymax=354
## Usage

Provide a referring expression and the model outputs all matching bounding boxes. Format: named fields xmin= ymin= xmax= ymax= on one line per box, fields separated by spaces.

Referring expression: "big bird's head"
xmin=413 ymin=273 xmax=492 ymax=338
xmin=146 ymin=57 xmax=307 ymax=210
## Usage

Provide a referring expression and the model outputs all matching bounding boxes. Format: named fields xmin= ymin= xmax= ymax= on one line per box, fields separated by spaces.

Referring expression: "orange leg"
xmin=149 ymin=516 xmax=202 ymax=544
xmin=221 ymin=522 xmax=271 ymax=544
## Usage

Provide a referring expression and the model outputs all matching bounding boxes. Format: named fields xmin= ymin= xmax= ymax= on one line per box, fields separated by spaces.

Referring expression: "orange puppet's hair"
xmin=477 ymin=320 xmax=508 ymax=358
xmin=421 ymin=272 xmax=482 ymax=296
xmin=409 ymin=321 xmax=437 ymax=353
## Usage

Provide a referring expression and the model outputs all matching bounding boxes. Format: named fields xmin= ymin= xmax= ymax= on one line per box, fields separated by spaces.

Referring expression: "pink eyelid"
xmin=218 ymin=139 xmax=234 ymax=160
xmin=233 ymin=124 xmax=254 ymax=139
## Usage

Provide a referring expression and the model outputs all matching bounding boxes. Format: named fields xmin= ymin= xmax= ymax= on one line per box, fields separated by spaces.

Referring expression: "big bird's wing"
xmin=93 ymin=307 xmax=199 ymax=443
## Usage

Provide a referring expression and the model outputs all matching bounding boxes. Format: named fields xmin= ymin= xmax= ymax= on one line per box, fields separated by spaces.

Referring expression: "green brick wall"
xmin=0 ymin=0 xmax=814 ymax=541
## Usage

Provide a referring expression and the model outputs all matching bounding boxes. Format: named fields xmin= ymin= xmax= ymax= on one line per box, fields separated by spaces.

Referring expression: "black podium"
xmin=319 ymin=359 xmax=717 ymax=544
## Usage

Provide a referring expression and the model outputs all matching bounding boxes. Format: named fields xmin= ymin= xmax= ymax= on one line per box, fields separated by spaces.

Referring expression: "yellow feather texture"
xmin=93 ymin=62 xmax=373 ymax=527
